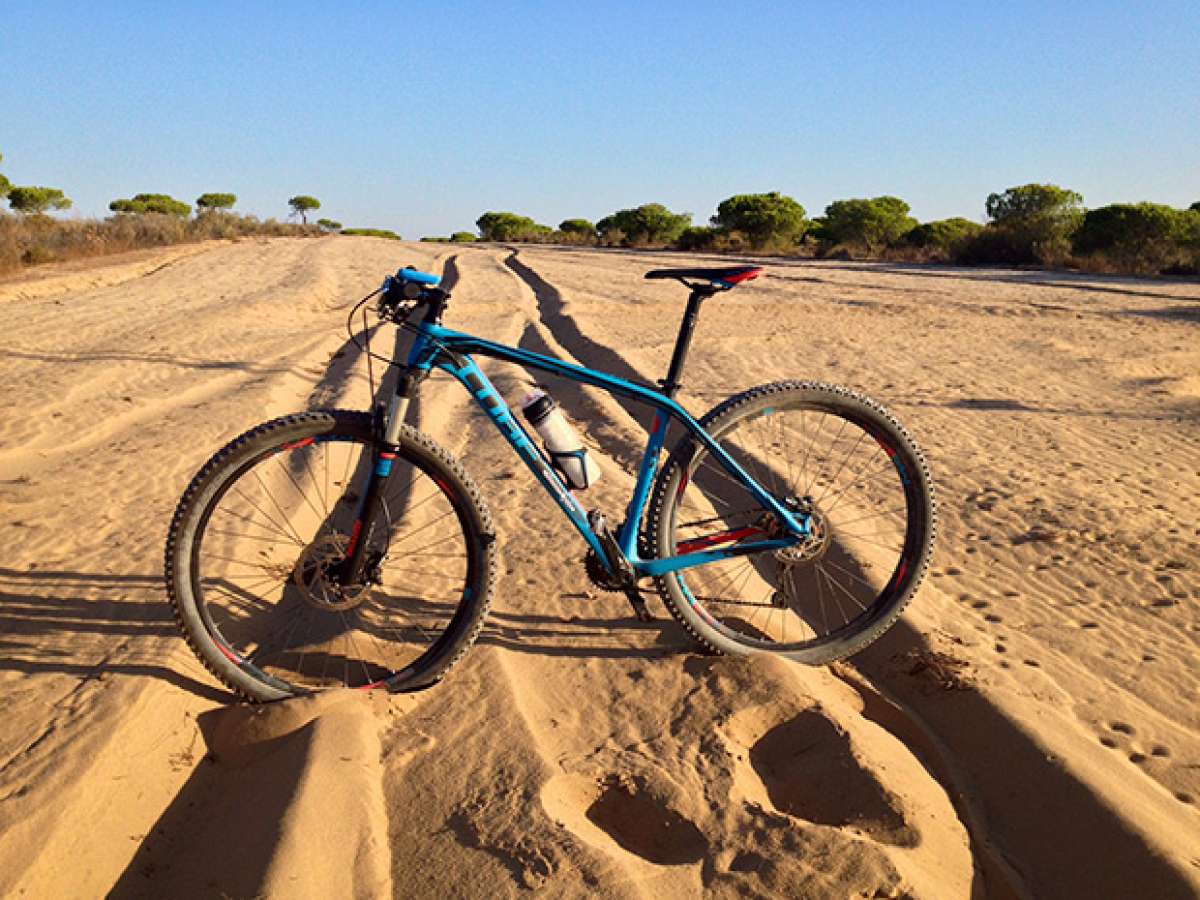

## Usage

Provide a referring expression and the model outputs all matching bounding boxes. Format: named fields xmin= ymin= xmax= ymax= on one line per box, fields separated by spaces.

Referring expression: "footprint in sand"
xmin=745 ymin=711 xmax=915 ymax=847
xmin=540 ymin=773 xmax=707 ymax=867
xmin=584 ymin=776 xmax=707 ymax=865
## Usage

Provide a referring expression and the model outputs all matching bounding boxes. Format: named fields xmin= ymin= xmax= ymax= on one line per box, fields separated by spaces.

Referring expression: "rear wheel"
xmin=165 ymin=410 xmax=495 ymax=702
xmin=648 ymin=382 xmax=934 ymax=663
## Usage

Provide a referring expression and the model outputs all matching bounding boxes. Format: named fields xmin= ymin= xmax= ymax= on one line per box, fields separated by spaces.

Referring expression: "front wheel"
xmin=648 ymin=382 xmax=935 ymax=663
xmin=165 ymin=410 xmax=496 ymax=702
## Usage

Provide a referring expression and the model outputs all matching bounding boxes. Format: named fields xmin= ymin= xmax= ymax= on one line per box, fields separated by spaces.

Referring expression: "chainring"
xmin=583 ymin=550 xmax=628 ymax=592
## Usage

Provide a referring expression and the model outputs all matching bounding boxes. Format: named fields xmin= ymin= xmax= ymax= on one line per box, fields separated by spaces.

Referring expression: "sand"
xmin=0 ymin=236 xmax=1196 ymax=898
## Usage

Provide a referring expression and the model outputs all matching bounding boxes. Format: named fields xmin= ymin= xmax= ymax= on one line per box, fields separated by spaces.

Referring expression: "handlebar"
xmin=378 ymin=265 xmax=449 ymax=324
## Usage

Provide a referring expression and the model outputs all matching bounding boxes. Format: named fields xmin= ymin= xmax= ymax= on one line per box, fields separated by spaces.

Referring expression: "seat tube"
xmin=661 ymin=289 xmax=706 ymax=397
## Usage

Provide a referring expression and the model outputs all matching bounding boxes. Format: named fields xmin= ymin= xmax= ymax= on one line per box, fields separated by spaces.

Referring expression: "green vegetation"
xmin=342 ymin=228 xmax=401 ymax=240
xmin=8 ymin=186 xmax=73 ymax=214
xmin=596 ymin=203 xmax=691 ymax=247
xmin=110 ymin=193 xmax=190 ymax=217
xmin=558 ymin=218 xmax=597 ymax=244
xmin=711 ymin=192 xmax=806 ymax=250
xmin=0 ymin=149 xmax=320 ymax=275
xmin=196 ymin=192 xmax=237 ymax=211
xmin=979 ymin=183 xmax=1084 ymax=265
xmin=288 ymin=195 xmax=321 ymax=224
xmin=902 ymin=217 xmax=983 ymax=260
xmin=450 ymin=231 xmax=477 ymax=242
xmin=476 ymin=211 xmax=554 ymax=241
xmin=317 ymin=218 xmax=342 ymax=232
xmin=1073 ymin=203 xmax=1195 ymax=274
xmin=820 ymin=196 xmax=916 ymax=253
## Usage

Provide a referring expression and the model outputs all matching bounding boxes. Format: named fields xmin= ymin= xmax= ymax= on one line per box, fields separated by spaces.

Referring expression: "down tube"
xmin=436 ymin=354 xmax=609 ymax=561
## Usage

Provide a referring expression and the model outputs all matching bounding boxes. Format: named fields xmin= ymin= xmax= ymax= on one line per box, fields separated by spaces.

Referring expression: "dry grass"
xmin=0 ymin=212 xmax=320 ymax=276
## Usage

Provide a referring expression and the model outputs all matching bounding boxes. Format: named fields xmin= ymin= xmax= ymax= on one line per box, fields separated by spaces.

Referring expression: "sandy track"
xmin=0 ymin=238 xmax=1196 ymax=898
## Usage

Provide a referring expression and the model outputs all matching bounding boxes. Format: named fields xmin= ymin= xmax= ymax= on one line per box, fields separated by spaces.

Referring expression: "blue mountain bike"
xmin=166 ymin=264 xmax=935 ymax=701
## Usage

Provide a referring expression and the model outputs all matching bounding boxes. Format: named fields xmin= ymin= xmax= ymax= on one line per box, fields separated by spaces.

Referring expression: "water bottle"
xmin=520 ymin=391 xmax=601 ymax=490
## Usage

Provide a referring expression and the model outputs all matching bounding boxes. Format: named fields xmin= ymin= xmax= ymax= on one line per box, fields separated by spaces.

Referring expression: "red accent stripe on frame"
xmin=676 ymin=525 xmax=762 ymax=555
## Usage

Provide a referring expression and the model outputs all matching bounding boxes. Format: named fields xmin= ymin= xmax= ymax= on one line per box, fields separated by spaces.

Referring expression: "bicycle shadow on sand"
xmin=0 ymin=566 xmax=234 ymax=703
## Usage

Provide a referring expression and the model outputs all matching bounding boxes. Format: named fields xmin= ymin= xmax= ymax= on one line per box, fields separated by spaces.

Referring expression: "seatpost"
xmin=660 ymin=287 xmax=708 ymax=398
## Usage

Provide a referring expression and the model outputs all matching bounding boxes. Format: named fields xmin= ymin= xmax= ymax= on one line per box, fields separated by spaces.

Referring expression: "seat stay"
xmin=404 ymin=322 xmax=809 ymax=574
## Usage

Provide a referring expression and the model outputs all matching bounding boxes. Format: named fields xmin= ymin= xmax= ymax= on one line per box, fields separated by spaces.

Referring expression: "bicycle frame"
xmin=378 ymin=317 xmax=811 ymax=579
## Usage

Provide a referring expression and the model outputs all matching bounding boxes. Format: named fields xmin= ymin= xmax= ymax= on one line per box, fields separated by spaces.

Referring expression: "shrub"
xmin=0 ymin=210 xmax=318 ymax=276
xmin=341 ymin=228 xmax=401 ymax=240
xmin=711 ymin=191 xmax=806 ymax=249
xmin=9 ymin=186 xmax=73 ymax=214
xmin=475 ymin=211 xmax=550 ymax=241
xmin=558 ymin=218 xmax=596 ymax=244
xmin=982 ymin=183 xmax=1083 ymax=265
xmin=450 ymin=231 xmax=477 ymax=242
xmin=674 ymin=226 xmax=754 ymax=253
xmin=0 ymin=174 xmax=10 ymax=199
xmin=821 ymin=196 xmax=916 ymax=253
xmin=316 ymin=218 xmax=342 ymax=232
xmin=288 ymin=195 xmax=321 ymax=224
xmin=1072 ymin=203 xmax=1193 ymax=273
xmin=596 ymin=203 xmax=691 ymax=247
xmin=676 ymin=226 xmax=721 ymax=251
xmin=110 ymin=193 xmax=191 ymax=217
xmin=903 ymin=217 xmax=983 ymax=260
xmin=196 ymin=193 xmax=237 ymax=211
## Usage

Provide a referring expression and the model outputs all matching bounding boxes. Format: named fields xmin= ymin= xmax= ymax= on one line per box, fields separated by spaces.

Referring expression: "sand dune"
xmin=0 ymin=237 xmax=1197 ymax=898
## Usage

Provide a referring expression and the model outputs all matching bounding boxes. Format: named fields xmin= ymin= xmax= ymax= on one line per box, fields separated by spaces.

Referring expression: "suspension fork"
xmin=337 ymin=328 xmax=429 ymax=585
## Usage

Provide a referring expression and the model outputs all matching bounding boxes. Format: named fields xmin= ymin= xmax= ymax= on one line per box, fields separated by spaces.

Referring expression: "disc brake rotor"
xmin=293 ymin=532 xmax=370 ymax=611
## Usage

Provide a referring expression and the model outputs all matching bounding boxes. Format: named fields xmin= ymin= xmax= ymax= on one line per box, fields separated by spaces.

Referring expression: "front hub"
xmin=293 ymin=533 xmax=373 ymax=611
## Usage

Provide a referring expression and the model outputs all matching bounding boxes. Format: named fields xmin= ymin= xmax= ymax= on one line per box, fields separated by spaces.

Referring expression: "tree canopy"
xmin=559 ymin=218 xmax=596 ymax=236
xmin=903 ymin=217 xmax=982 ymax=251
xmin=1073 ymin=203 xmax=1193 ymax=272
xmin=982 ymin=183 xmax=1084 ymax=264
xmin=450 ymin=231 xmax=477 ymax=242
xmin=0 ymin=153 xmax=9 ymax=199
xmin=711 ymin=191 xmax=806 ymax=249
xmin=287 ymin=195 xmax=321 ymax=223
xmin=110 ymin=193 xmax=191 ymax=216
xmin=196 ymin=192 xmax=237 ymax=210
xmin=822 ymin=196 xmax=916 ymax=251
xmin=316 ymin=218 xmax=342 ymax=232
xmin=985 ymin=184 xmax=1083 ymax=225
xmin=596 ymin=203 xmax=691 ymax=246
xmin=476 ymin=211 xmax=545 ymax=241
xmin=9 ymin=186 xmax=73 ymax=214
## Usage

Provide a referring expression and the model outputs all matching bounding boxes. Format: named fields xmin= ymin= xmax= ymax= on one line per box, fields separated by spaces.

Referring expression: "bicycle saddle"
xmin=644 ymin=265 xmax=763 ymax=289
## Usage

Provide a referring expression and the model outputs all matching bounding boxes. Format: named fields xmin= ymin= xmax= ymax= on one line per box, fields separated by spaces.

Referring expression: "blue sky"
xmin=2 ymin=1 xmax=1197 ymax=237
